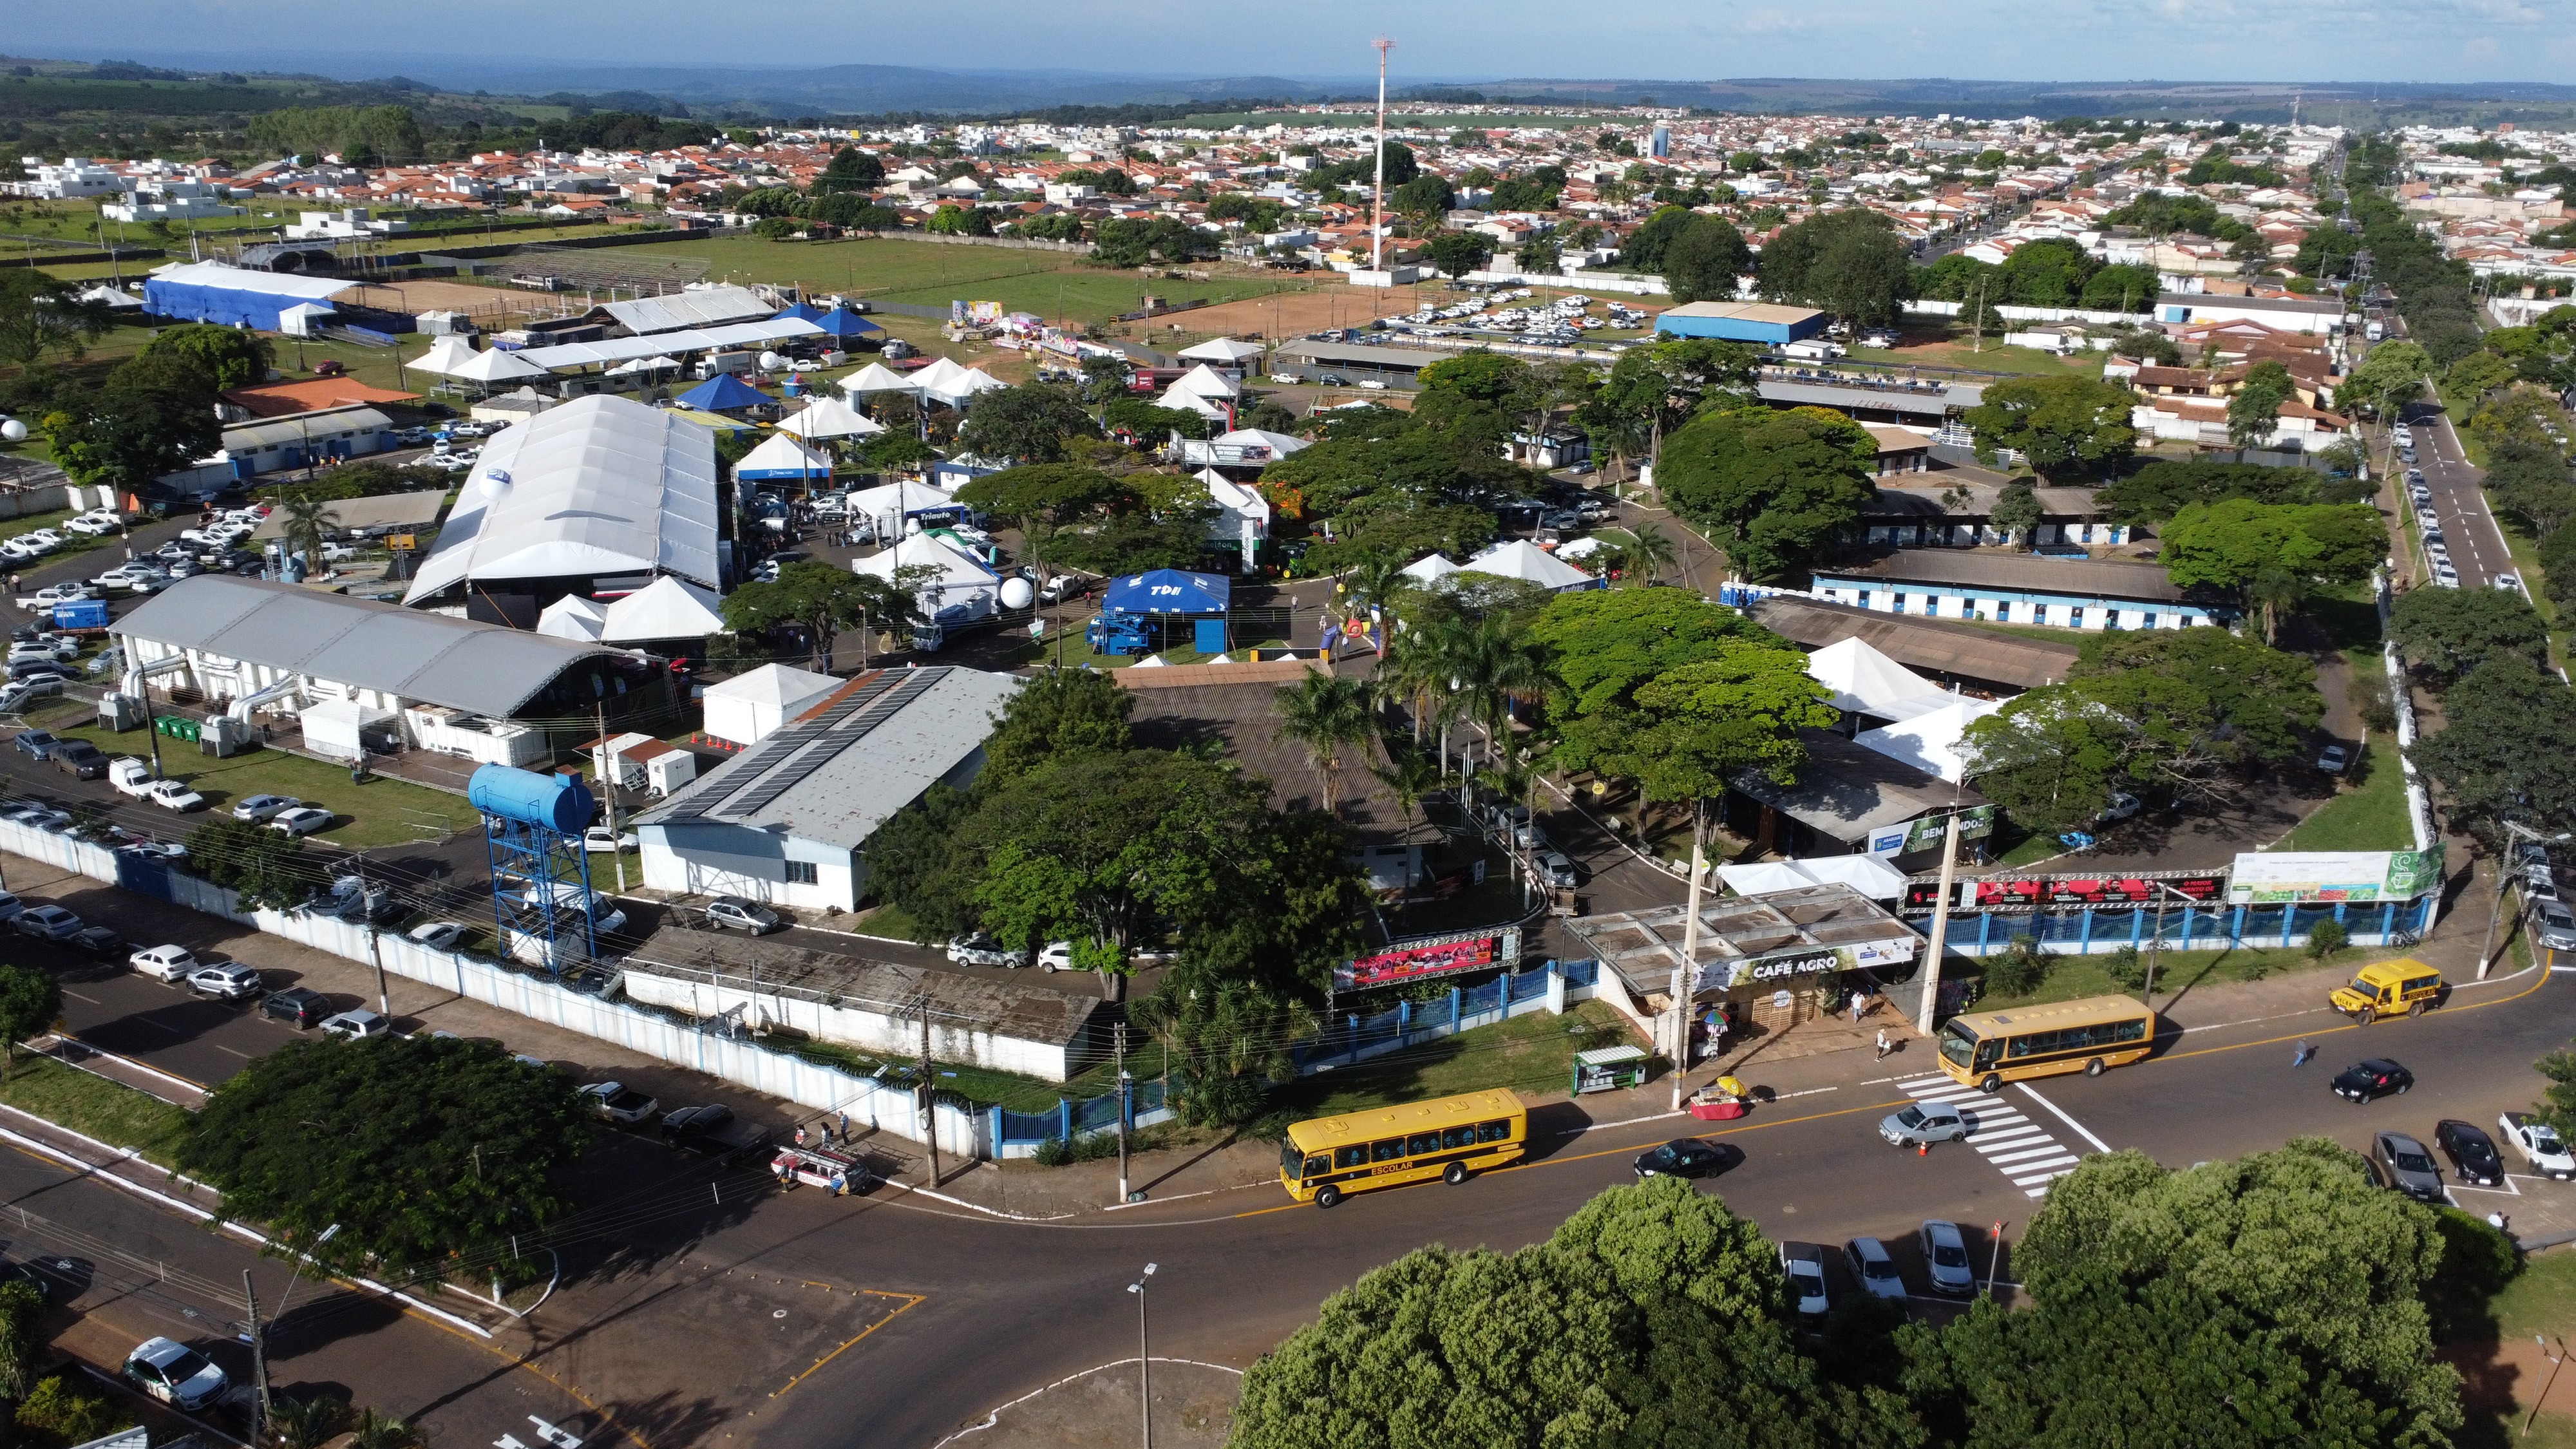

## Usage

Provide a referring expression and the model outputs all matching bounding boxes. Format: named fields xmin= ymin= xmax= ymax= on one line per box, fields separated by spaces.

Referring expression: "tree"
xmin=2094 ymin=459 xmax=2338 ymax=526
xmin=1655 ymin=406 xmax=1878 ymax=580
xmin=1960 ymin=376 xmax=2139 ymax=481
xmin=14 ymin=1374 xmax=127 ymax=1446
xmin=1994 ymin=237 xmax=2097 ymax=308
xmin=1577 ymin=337 xmax=1759 ymax=469
xmin=1618 ymin=521 xmax=1679 ymax=585
xmin=2343 ymin=340 xmax=2434 ymax=418
xmin=345 ymin=1409 xmax=425 ymax=1449
xmin=1389 ymin=173 xmax=1454 ymax=220
xmin=269 ymin=1396 xmax=348 ymax=1449
xmin=980 ymin=667 xmax=1132 ymax=786
xmin=953 ymin=382 xmax=1094 ymax=464
xmin=277 ymin=492 xmax=332 ymax=576
xmin=1912 ymin=1142 xmax=2465 ymax=1448
xmin=720 ymin=560 xmax=922 ymax=671
xmin=1986 ymin=480 xmax=2041 ymax=547
xmin=140 ymin=323 xmax=273 ymax=392
xmin=2159 ymin=499 xmax=2386 ymax=639
xmin=1273 ymin=670 xmax=1374 ymax=815
xmin=1758 ymin=209 xmax=1911 ymax=325
xmin=0 ymin=1283 xmax=48 ymax=1421
xmin=2412 ymin=652 xmax=2576 ymax=847
xmin=185 ymin=816 xmax=316 ymax=911
xmin=0 ymin=270 xmax=110 ymax=370
xmin=1662 ymin=214 xmax=1753 ymax=305
xmin=1231 ymin=1179 xmax=1915 ymax=1449
xmin=0 ymin=965 xmax=61 ymax=1068
xmin=2224 ymin=359 xmax=2296 ymax=454
xmin=41 ymin=359 xmax=225 ymax=493
xmin=813 ymin=144 xmax=884 ymax=194
xmin=1422 ymin=230 xmax=1493 ymax=279
xmin=955 ymin=463 xmax=1128 ymax=585
xmin=2389 ymin=586 xmax=2552 ymax=683
xmin=2077 ymin=262 xmax=2159 ymax=313
xmin=2485 ymin=439 xmax=2576 ymax=536
xmin=180 ymin=1035 xmax=590 ymax=1276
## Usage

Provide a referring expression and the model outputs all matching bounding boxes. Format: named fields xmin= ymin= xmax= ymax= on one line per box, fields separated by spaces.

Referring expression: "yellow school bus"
xmin=1935 ymin=994 xmax=2157 ymax=1092
xmin=1279 ymin=1089 xmax=1529 ymax=1208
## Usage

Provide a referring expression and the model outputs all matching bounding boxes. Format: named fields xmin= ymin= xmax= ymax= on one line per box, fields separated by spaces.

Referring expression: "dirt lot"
xmin=938 ymin=1359 xmax=1242 ymax=1449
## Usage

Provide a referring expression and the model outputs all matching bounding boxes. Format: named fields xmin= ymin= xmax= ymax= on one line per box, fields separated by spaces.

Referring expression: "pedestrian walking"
xmin=1850 ymin=992 xmax=1866 ymax=1025
xmin=794 ymin=1124 xmax=807 ymax=1147
xmin=1875 ymin=1029 xmax=1891 ymax=1061
xmin=838 ymin=1110 xmax=849 ymax=1139
xmin=2293 ymin=1039 xmax=2315 ymax=1068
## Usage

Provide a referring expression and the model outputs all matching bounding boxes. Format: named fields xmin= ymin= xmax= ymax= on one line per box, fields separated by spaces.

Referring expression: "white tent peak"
xmin=1855 ymin=697 xmax=2004 ymax=783
xmin=1177 ymin=337 xmax=1265 ymax=364
xmin=535 ymin=593 xmax=609 ymax=641
xmin=1806 ymin=638 xmax=1948 ymax=722
xmin=778 ymin=395 xmax=886 ymax=439
xmin=602 ymin=574 xmax=728 ymax=641
xmin=1401 ymin=552 xmax=1463 ymax=583
xmin=1168 ymin=363 xmax=1241 ymax=399
xmin=839 ymin=361 xmax=918 ymax=397
xmin=1460 ymin=538 xmax=1593 ymax=591
xmin=1716 ymin=855 xmax=1909 ymax=900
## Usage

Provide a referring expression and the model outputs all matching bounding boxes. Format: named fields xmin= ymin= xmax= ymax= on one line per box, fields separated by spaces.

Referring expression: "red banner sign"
xmin=1338 ymin=934 xmax=1503 ymax=990
xmin=1906 ymin=873 xmax=2228 ymax=911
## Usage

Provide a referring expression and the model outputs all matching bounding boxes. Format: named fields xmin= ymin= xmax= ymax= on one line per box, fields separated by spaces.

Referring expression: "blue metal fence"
xmin=1916 ymin=895 xmax=2434 ymax=956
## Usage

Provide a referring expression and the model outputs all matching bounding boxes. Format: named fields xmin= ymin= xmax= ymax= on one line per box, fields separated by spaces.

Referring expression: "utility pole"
xmin=243 ymin=1271 xmax=266 ymax=1448
xmin=594 ymin=703 xmax=625 ymax=893
xmin=919 ymin=1007 xmax=942 ymax=1188
xmin=1114 ymin=1021 xmax=1132 ymax=1205
xmin=1670 ymin=801 xmax=1707 ymax=1110
xmin=1969 ymin=274 xmax=1988 ymax=354
xmin=1916 ymin=811 xmax=1965 ymax=1039
xmin=1368 ymin=38 xmax=1394 ymax=275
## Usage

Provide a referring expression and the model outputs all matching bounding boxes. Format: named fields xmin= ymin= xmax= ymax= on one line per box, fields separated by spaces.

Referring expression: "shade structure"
xmin=1103 ymin=568 xmax=1230 ymax=614
xmin=601 ymin=574 xmax=728 ymax=641
xmin=853 ymin=532 xmax=998 ymax=621
xmin=535 ymin=593 xmax=609 ymax=641
xmin=1167 ymin=363 xmax=1240 ymax=400
xmin=413 ymin=336 xmax=481 ymax=377
xmin=775 ymin=301 xmax=829 ymax=325
xmin=1177 ymin=337 xmax=1265 ymax=365
xmin=1155 ymin=384 xmax=1230 ymax=420
xmin=813 ymin=307 xmax=884 ymax=339
xmin=675 ymin=372 xmax=772 ymax=413
xmin=777 ymin=395 xmax=886 ymax=440
xmin=402 ymin=394 xmax=721 ymax=605
xmin=1401 ymin=552 xmax=1463 ymax=584
xmin=1716 ymin=855 xmax=1909 ymax=901
xmin=1854 ymin=697 xmax=2003 ymax=783
xmin=1806 ymin=637 xmax=1949 ymax=723
xmin=699 ymin=661 xmax=842 ymax=747
xmin=735 ymin=431 xmax=834 ymax=482
xmin=448 ymin=347 xmax=551 ymax=384
xmin=840 ymin=361 xmax=920 ymax=397
xmin=914 ymin=359 xmax=1010 ymax=405
xmin=1459 ymin=538 xmax=1596 ymax=591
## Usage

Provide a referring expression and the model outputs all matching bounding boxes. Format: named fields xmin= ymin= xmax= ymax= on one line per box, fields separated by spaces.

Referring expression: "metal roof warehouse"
xmin=1810 ymin=551 xmax=2223 ymax=632
xmin=633 ymin=665 xmax=1022 ymax=914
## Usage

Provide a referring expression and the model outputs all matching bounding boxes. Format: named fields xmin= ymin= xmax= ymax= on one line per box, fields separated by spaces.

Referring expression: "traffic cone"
xmin=1917 ymin=1142 xmax=1928 ymax=1158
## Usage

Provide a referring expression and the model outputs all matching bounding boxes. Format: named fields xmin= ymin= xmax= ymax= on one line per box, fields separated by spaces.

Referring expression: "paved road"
xmin=2403 ymin=400 xmax=2517 ymax=592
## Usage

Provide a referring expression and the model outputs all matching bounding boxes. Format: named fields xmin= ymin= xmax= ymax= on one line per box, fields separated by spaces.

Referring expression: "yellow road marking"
xmin=771 ymin=1289 xmax=925 ymax=1397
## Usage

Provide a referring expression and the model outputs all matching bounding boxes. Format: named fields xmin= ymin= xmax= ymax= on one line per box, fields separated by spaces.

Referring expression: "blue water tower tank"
xmin=468 ymin=764 xmax=594 ymax=835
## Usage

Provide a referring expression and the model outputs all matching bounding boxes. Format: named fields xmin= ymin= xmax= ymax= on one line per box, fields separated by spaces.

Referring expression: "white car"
xmin=582 ymin=826 xmax=638 ymax=853
xmin=269 ymin=806 xmax=334 ymax=836
xmin=185 ymin=963 xmax=263 ymax=1001
xmin=17 ymin=585 xmax=90 ymax=612
xmin=1036 ymin=940 xmax=1075 ymax=972
xmin=406 ymin=921 xmax=468 ymax=952
xmin=64 ymin=511 xmax=122 ymax=536
xmin=319 ymin=1009 xmax=391 ymax=1041
xmin=2502 ymin=1111 xmax=2576 ymax=1180
xmin=142 ymin=780 xmax=206 ymax=812
xmin=1842 ymin=1236 xmax=1909 ymax=1312
xmin=13 ymin=905 xmax=80 ymax=940
xmin=231 ymin=793 xmax=300 ymax=822
xmin=123 ymin=1336 xmax=228 ymax=1412
xmin=1535 ymin=849 xmax=1578 ymax=890
xmin=129 ymin=943 xmax=198 ymax=981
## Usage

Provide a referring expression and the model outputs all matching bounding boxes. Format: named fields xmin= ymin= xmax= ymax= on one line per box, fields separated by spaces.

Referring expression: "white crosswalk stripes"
xmin=1897 ymin=1074 xmax=2092 ymax=1197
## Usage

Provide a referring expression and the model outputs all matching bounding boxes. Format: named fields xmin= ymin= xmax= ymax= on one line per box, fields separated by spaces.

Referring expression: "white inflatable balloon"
xmin=759 ymin=351 xmax=786 ymax=372
xmin=998 ymin=577 xmax=1034 ymax=611
xmin=0 ymin=419 xmax=25 ymax=444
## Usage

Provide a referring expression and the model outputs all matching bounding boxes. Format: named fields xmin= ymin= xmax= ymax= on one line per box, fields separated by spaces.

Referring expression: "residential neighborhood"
xmin=2 ymin=36 xmax=2576 ymax=1449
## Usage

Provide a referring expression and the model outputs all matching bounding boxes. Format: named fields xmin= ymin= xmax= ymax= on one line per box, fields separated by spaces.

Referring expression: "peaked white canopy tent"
xmin=1855 ymin=697 xmax=2005 ymax=784
xmin=1177 ymin=337 xmax=1267 ymax=366
xmin=1806 ymin=637 xmax=1951 ymax=724
xmin=1715 ymin=855 xmax=1910 ymax=901
xmin=839 ymin=361 xmax=920 ymax=397
xmin=777 ymin=395 xmax=887 ymax=440
xmin=1459 ymin=538 xmax=1596 ymax=591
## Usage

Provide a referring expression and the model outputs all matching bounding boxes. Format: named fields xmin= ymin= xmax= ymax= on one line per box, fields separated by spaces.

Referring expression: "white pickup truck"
xmin=2501 ymin=1111 xmax=2576 ymax=1180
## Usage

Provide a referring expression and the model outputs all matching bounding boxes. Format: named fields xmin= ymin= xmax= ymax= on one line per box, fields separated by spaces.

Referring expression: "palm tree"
xmin=1444 ymin=616 xmax=1547 ymax=781
xmin=277 ymin=493 xmax=332 ymax=576
xmin=1370 ymin=748 xmax=1439 ymax=846
xmin=346 ymin=1408 xmax=424 ymax=1449
xmin=270 ymin=1396 xmax=349 ymax=1449
xmin=1334 ymin=556 xmax=1408 ymax=656
xmin=1275 ymin=670 xmax=1373 ymax=814
xmin=1621 ymin=522 xmax=1678 ymax=587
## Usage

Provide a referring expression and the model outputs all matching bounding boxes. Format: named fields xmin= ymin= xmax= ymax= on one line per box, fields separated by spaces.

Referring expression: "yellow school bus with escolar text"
xmin=1279 ymin=1089 xmax=1528 ymax=1208
xmin=1936 ymin=994 xmax=2157 ymax=1092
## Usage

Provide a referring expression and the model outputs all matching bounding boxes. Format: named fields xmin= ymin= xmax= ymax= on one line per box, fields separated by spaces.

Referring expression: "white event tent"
xmin=1177 ymin=337 xmax=1266 ymax=366
xmin=1855 ymin=697 xmax=2005 ymax=784
xmin=1716 ymin=855 xmax=1910 ymax=901
xmin=1806 ymin=637 xmax=1950 ymax=724
xmin=852 ymin=533 xmax=998 ymax=621
xmin=1458 ymin=538 xmax=1596 ymax=592
xmin=777 ymin=395 xmax=886 ymax=440
xmin=839 ymin=361 xmax=920 ymax=397
xmin=699 ymin=662 xmax=843 ymax=747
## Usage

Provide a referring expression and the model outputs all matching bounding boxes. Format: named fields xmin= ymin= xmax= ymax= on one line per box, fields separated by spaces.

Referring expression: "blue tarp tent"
xmin=814 ymin=307 xmax=884 ymax=339
xmin=143 ymin=261 xmax=357 ymax=332
xmin=1103 ymin=569 xmax=1231 ymax=614
xmin=676 ymin=372 xmax=772 ymax=413
xmin=775 ymin=301 xmax=828 ymax=325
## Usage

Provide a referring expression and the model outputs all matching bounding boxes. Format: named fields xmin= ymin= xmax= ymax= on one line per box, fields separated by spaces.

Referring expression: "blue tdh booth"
xmin=1090 ymin=568 xmax=1232 ymax=656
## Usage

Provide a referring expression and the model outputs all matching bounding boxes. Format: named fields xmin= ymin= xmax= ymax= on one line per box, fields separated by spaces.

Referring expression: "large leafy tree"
xmin=2342 ymin=340 xmax=2435 ymax=418
xmin=1662 ymin=214 xmax=1754 ymax=305
xmin=978 ymin=667 xmax=1131 ymax=786
xmin=1654 ymin=405 xmax=1877 ymax=581
xmin=43 ymin=350 xmax=225 ymax=491
xmin=953 ymin=381 xmax=1095 ymax=464
xmin=2158 ymin=498 xmax=2386 ymax=639
xmin=2226 ymin=359 xmax=2297 ymax=452
xmin=2388 ymin=585 xmax=2551 ymax=684
xmin=2094 ymin=459 xmax=2342 ymax=526
xmin=1524 ymin=588 xmax=1777 ymax=721
xmin=2412 ymin=652 xmax=2576 ymax=848
xmin=954 ymin=463 xmax=1128 ymax=585
xmin=0 ymin=963 xmax=61 ymax=1068
xmin=1960 ymin=375 xmax=2138 ymax=481
xmin=1757 ymin=208 xmax=1911 ymax=325
xmin=0 ymin=270 xmax=111 ymax=370
xmin=180 ymin=1035 xmax=590 ymax=1276
xmin=1232 ymin=1178 xmax=1917 ymax=1449
xmin=721 ymin=560 xmax=927 ymax=671
xmin=140 ymin=323 xmax=274 ymax=392
xmin=1576 ymin=337 xmax=1759 ymax=469
xmin=1906 ymin=1142 xmax=2464 ymax=1448
xmin=813 ymin=144 xmax=885 ymax=194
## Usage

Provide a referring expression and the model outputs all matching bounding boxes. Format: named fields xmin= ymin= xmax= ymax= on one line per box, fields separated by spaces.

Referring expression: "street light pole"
xmin=2481 ymin=822 xmax=2568 ymax=979
xmin=1126 ymin=1262 xmax=1158 ymax=1449
xmin=2142 ymin=880 xmax=2195 ymax=1005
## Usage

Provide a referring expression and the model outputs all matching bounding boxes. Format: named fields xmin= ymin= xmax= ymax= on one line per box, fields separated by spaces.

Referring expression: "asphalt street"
xmin=2403 ymin=399 xmax=2515 ymax=591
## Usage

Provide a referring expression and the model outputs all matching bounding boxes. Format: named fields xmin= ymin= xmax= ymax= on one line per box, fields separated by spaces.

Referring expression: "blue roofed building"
xmin=1653 ymin=300 xmax=1828 ymax=345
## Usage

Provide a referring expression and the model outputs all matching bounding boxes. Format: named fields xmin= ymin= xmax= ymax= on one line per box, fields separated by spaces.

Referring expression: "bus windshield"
xmin=1938 ymin=1020 xmax=1977 ymax=1070
xmin=1281 ymin=1142 xmax=1306 ymax=1180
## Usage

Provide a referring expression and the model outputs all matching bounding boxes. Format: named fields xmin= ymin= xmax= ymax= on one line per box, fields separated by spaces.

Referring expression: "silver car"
xmin=185 ymin=963 xmax=263 ymax=1001
xmin=1780 ymin=1241 xmax=1830 ymax=1320
xmin=2536 ymin=901 xmax=2576 ymax=952
xmin=1842 ymin=1236 xmax=1909 ymax=1312
xmin=1918 ymin=1220 xmax=1976 ymax=1298
xmin=1880 ymin=1098 xmax=1968 ymax=1148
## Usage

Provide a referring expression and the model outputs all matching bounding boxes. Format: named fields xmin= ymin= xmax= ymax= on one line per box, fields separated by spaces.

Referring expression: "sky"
xmin=13 ymin=0 xmax=2575 ymax=85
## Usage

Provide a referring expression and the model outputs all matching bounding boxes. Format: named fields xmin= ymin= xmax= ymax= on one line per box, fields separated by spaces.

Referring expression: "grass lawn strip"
xmin=1271 ymin=999 xmax=1631 ymax=1118
xmin=1971 ymin=942 xmax=2387 ymax=1012
xmin=0 ymin=1054 xmax=191 ymax=1167
xmin=2274 ymin=737 xmax=2412 ymax=853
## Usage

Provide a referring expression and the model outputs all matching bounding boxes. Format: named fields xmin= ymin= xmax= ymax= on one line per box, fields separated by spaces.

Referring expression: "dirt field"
xmin=346 ymin=277 xmax=576 ymax=327
xmin=1164 ymin=278 xmax=1665 ymax=350
xmin=938 ymin=1359 xmax=1242 ymax=1449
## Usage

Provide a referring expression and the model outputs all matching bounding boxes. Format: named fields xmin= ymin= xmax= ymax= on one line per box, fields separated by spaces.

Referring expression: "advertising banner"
xmin=2225 ymin=849 xmax=2443 ymax=905
xmin=1904 ymin=873 xmax=2228 ymax=911
xmin=1336 ymin=927 xmax=1521 ymax=992
xmin=1873 ymin=806 xmax=1998 ymax=858
xmin=1692 ymin=934 xmax=1920 ymax=996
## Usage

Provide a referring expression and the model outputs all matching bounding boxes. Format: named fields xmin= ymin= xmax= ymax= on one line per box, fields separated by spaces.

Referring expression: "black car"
xmin=258 ymin=986 xmax=328 ymax=1029
xmin=660 ymin=1104 xmax=734 ymax=1141
xmin=1633 ymin=1138 xmax=1731 ymax=1180
xmin=11 ymin=730 xmax=56 ymax=761
xmin=66 ymin=925 xmax=122 ymax=958
xmin=48 ymin=741 xmax=106 ymax=779
xmin=2333 ymin=1058 xmax=2414 ymax=1104
xmin=2436 ymin=1119 xmax=2506 ymax=1187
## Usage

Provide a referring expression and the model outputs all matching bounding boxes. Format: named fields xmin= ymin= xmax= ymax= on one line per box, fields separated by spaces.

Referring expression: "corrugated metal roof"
xmin=636 ymin=666 xmax=1021 ymax=849
xmin=111 ymin=575 xmax=619 ymax=719
xmin=515 ymin=317 xmax=823 ymax=370
xmin=598 ymin=285 xmax=775 ymax=335
xmin=402 ymin=394 xmax=721 ymax=601
xmin=220 ymin=407 xmax=393 ymax=451
xmin=1817 ymin=550 xmax=2189 ymax=603
xmin=1747 ymin=597 xmax=2079 ymax=690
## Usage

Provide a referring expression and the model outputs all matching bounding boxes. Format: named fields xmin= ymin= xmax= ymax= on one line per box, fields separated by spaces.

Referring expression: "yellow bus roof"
xmin=1946 ymin=992 xmax=2154 ymax=1037
xmin=1285 ymin=1089 xmax=1526 ymax=1151
xmin=2352 ymin=957 xmax=2438 ymax=985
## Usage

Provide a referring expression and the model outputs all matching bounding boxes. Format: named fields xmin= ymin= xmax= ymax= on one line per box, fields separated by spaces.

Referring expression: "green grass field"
xmin=0 ymin=1054 xmax=192 ymax=1166
xmin=1271 ymin=1001 xmax=1634 ymax=1118
xmin=2275 ymin=738 xmax=2412 ymax=853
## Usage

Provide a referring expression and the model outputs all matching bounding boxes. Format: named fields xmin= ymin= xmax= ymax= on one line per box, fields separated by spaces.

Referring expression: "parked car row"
xmin=123 ymin=940 xmax=384 ymax=1037
xmin=1776 ymin=1222 xmax=1982 ymax=1323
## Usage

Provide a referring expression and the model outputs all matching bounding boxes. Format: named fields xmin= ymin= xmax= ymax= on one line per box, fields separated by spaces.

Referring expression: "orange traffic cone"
xmin=1917 ymin=1142 xmax=1928 ymax=1158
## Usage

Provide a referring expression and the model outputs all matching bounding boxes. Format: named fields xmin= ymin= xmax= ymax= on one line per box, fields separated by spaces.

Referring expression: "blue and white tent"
xmin=144 ymin=262 xmax=357 ymax=331
xmin=734 ymin=431 xmax=833 ymax=483
xmin=1103 ymin=569 xmax=1231 ymax=614
xmin=674 ymin=372 xmax=772 ymax=413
